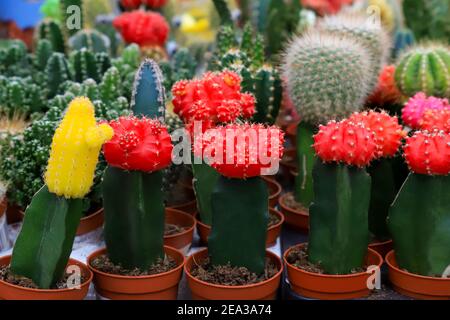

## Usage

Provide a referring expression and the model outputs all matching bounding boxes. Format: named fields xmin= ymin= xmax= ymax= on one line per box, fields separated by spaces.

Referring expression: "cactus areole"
xmin=10 ymin=97 xmax=113 ymax=288
xmin=200 ymin=124 xmax=284 ymax=273
xmin=389 ymin=131 xmax=450 ymax=277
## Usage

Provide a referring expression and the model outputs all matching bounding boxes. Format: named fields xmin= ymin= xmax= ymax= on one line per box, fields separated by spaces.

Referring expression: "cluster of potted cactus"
xmin=0 ymin=0 xmax=449 ymax=301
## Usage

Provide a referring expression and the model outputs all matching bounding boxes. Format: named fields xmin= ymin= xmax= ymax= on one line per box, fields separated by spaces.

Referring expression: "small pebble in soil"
xmin=191 ymin=257 xmax=278 ymax=286
xmin=0 ymin=265 xmax=86 ymax=289
xmin=91 ymin=254 xmax=178 ymax=276
xmin=283 ymin=192 xmax=308 ymax=212
xmin=286 ymin=245 xmax=365 ymax=275
xmin=165 ymin=223 xmax=186 ymax=236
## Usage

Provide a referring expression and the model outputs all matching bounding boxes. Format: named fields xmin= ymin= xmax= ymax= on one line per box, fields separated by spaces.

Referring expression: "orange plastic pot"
xmin=20 ymin=208 xmax=104 ymax=236
xmin=88 ymin=246 xmax=185 ymax=300
xmin=185 ymin=248 xmax=283 ymax=300
xmin=284 ymin=243 xmax=383 ymax=300
xmin=0 ymin=256 xmax=93 ymax=300
xmin=368 ymin=239 xmax=393 ymax=259
xmin=263 ymin=177 xmax=282 ymax=209
xmin=278 ymin=193 xmax=309 ymax=232
xmin=386 ymin=250 xmax=450 ymax=300
xmin=167 ymin=185 xmax=197 ymax=215
xmin=194 ymin=208 xmax=284 ymax=247
xmin=164 ymin=208 xmax=196 ymax=255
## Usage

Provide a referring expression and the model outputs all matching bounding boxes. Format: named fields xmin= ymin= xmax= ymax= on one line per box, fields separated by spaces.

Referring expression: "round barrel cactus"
xmin=395 ymin=43 xmax=450 ymax=98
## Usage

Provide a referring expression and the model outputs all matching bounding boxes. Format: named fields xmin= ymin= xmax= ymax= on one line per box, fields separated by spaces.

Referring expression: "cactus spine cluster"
xmin=45 ymin=52 xmax=72 ymax=97
xmin=10 ymin=97 xmax=112 ymax=288
xmin=36 ymin=20 xmax=66 ymax=53
xmin=395 ymin=44 xmax=450 ymax=98
xmin=70 ymin=48 xmax=101 ymax=83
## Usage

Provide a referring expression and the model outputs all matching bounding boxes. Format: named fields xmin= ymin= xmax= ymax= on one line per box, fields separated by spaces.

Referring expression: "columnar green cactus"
xmin=36 ymin=20 xmax=65 ymax=53
xmin=99 ymin=67 xmax=121 ymax=104
xmin=159 ymin=48 xmax=197 ymax=93
xmin=68 ymin=29 xmax=110 ymax=54
xmin=45 ymin=52 xmax=72 ymax=97
xmin=35 ymin=39 xmax=54 ymax=71
xmin=318 ymin=13 xmax=391 ymax=89
xmin=131 ymin=59 xmax=166 ymax=121
xmin=0 ymin=40 xmax=29 ymax=77
xmin=60 ymin=0 xmax=84 ymax=37
xmin=212 ymin=0 xmax=233 ymax=26
xmin=70 ymin=48 xmax=101 ymax=83
xmin=394 ymin=43 xmax=450 ymax=98
xmin=95 ymin=52 xmax=111 ymax=75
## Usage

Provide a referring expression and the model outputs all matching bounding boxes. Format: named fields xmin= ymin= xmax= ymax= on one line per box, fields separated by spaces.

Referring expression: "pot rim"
xmin=283 ymin=243 xmax=383 ymax=279
xmin=278 ymin=192 xmax=309 ymax=216
xmin=262 ymin=177 xmax=282 ymax=200
xmin=164 ymin=208 xmax=196 ymax=240
xmin=386 ymin=250 xmax=450 ymax=282
xmin=184 ymin=248 xmax=284 ymax=289
xmin=194 ymin=208 xmax=284 ymax=232
xmin=369 ymin=238 xmax=393 ymax=247
xmin=87 ymin=246 xmax=186 ymax=280
xmin=0 ymin=257 xmax=93 ymax=293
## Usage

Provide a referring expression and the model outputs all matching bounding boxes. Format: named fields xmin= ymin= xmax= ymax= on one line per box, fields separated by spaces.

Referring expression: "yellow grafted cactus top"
xmin=44 ymin=97 xmax=114 ymax=198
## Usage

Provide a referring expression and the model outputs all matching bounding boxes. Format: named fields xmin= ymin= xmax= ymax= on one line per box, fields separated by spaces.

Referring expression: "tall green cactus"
xmin=388 ymin=174 xmax=450 ymax=277
xmin=10 ymin=186 xmax=83 ymax=288
xmin=294 ymin=123 xmax=316 ymax=207
xmin=35 ymin=39 xmax=54 ymax=71
xmin=102 ymin=167 xmax=165 ymax=269
xmin=60 ymin=0 xmax=84 ymax=37
xmin=36 ymin=20 xmax=65 ymax=53
xmin=68 ymin=29 xmax=110 ymax=54
xmin=209 ymin=176 xmax=268 ymax=273
xmin=308 ymin=160 xmax=371 ymax=274
xmin=192 ymin=161 xmax=219 ymax=225
xmin=45 ymin=52 xmax=72 ymax=97
xmin=159 ymin=48 xmax=197 ymax=93
xmin=131 ymin=59 xmax=166 ymax=121
xmin=70 ymin=48 xmax=101 ymax=83
xmin=212 ymin=0 xmax=233 ymax=26
xmin=95 ymin=52 xmax=111 ymax=75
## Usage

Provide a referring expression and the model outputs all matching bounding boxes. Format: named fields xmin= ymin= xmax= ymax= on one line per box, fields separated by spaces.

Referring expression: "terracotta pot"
xmin=185 ymin=248 xmax=283 ymax=300
xmin=164 ymin=208 xmax=196 ymax=255
xmin=195 ymin=208 xmax=284 ymax=247
xmin=88 ymin=246 xmax=185 ymax=300
xmin=0 ymin=256 xmax=93 ymax=300
xmin=386 ymin=250 xmax=450 ymax=300
xmin=284 ymin=243 xmax=383 ymax=300
xmin=19 ymin=208 xmax=104 ymax=236
xmin=263 ymin=177 xmax=282 ymax=208
xmin=285 ymin=122 xmax=299 ymax=146
xmin=368 ymin=239 xmax=393 ymax=259
xmin=278 ymin=192 xmax=309 ymax=232
xmin=0 ymin=198 xmax=6 ymax=219
xmin=167 ymin=185 xmax=197 ymax=215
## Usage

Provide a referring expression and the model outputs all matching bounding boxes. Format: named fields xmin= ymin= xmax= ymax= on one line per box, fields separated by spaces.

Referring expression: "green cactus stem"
xmin=393 ymin=28 xmax=415 ymax=58
xmin=95 ymin=52 xmax=111 ymax=75
xmin=388 ymin=173 xmax=450 ymax=277
xmin=70 ymin=48 xmax=101 ymax=83
xmin=209 ymin=176 xmax=268 ymax=274
xmin=10 ymin=186 xmax=83 ymax=288
xmin=131 ymin=59 xmax=166 ymax=121
xmin=294 ymin=122 xmax=316 ymax=207
xmin=68 ymin=29 xmax=110 ymax=54
xmin=102 ymin=167 xmax=165 ymax=270
xmin=192 ymin=161 xmax=219 ymax=225
xmin=37 ymin=20 xmax=65 ymax=53
xmin=212 ymin=0 xmax=233 ymax=26
xmin=45 ymin=52 xmax=72 ymax=98
xmin=35 ymin=39 xmax=54 ymax=71
xmin=367 ymin=158 xmax=397 ymax=240
xmin=308 ymin=160 xmax=371 ymax=274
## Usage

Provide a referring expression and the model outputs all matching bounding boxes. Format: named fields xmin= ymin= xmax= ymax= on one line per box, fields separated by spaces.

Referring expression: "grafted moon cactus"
xmin=420 ymin=108 xmax=450 ymax=133
xmin=401 ymin=92 xmax=449 ymax=129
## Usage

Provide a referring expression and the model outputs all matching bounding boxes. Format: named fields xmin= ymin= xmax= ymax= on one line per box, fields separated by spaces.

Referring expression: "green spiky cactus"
xmin=308 ymin=161 xmax=371 ymax=274
xmin=394 ymin=43 xmax=450 ymax=98
xmin=212 ymin=0 xmax=233 ymax=26
xmin=45 ymin=52 xmax=72 ymax=97
xmin=294 ymin=123 xmax=316 ymax=207
xmin=68 ymin=29 xmax=110 ymax=54
xmin=60 ymin=0 xmax=84 ymax=37
xmin=131 ymin=59 xmax=166 ymax=121
xmin=36 ymin=20 xmax=65 ymax=53
xmin=95 ymin=19 xmax=121 ymax=57
xmin=388 ymin=173 xmax=450 ymax=276
xmin=70 ymin=48 xmax=101 ymax=83
xmin=283 ymin=30 xmax=372 ymax=125
xmin=99 ymin=67 xmax=121 ymax=104
xmin=209 ymin=176 xmax=268 ymax=273
xmin=35 ymin=39 xmax=54 ymax=71
xmin=159 ymin=48 xmax=197 ymax=93
xmin=393 ymin=28 xmax=415 ymax=58
xmin=318 ymin=13 xmax=391 ymax=89
xmin=0 ymin=40 xmax=29 ymax=77
xmin=95 ymin=52 xmax=111 ymax=75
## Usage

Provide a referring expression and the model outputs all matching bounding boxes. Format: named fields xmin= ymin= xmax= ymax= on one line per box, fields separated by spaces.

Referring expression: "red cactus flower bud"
xmin=348 ymin=110 xmax=405 ymax=158
xmin=120 ymin=0 xmax=141 ymax=9
xmin=420 ymin=108 xmax=450 ymax=133
xmin=113 ymin=10 xmax=170 ymax=47
xmin=313 ymin=119 xmax=377 ymax=167
xmin=367 ymin=65 xmax=402 ymax=106
xmin=103 ymin=116 xmax=173 ymax=172
xmin=172 ymin=71 xmax=255 ymax=129
xmin=404 ymin=130 xmax=450 ymax=176
xmin=142 ymin=0 xmax=167 ymax=9
xmin=197 ymin=123 xmax=285 ymax=179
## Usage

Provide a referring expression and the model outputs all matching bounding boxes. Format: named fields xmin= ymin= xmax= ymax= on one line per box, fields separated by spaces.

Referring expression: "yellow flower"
xmin=45 ymin=97 xmax=114 ymax=198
